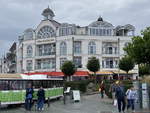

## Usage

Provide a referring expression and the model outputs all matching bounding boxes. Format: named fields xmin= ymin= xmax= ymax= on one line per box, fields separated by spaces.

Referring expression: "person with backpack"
xmin=37 ymin=86 xmax=45 ymax=111
xmin=25 ymin=83 xmax=34 ymax=111
xmin=126 ymin=86 xmax=137 ymax=112
xmin=115 ymin=81 xmax=126 ymax=113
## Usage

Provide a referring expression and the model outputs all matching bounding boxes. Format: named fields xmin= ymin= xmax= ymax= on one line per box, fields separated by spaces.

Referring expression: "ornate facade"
xmin=17 ymin=7 xmax=138 ymax=76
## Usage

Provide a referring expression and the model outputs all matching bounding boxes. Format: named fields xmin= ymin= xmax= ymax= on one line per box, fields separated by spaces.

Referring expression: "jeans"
xmin=127 ymin=99 xmax=135 ymax=110
xmin=37 ymin=99 xmax=44 ymax=110
xmin=25 ymin=98 xmax=32 ymax=111
xmin=101 ymin=90 xmax=104 ymax=98
xmin=117 ymin=98 xmax=126 ymax=112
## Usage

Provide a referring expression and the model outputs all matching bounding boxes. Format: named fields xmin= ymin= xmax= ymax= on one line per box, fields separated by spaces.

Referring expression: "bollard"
xmin=47 ymin=97 xmax=50 ymax=107
xmin=63 ymin=93 xmax=66 ymax=105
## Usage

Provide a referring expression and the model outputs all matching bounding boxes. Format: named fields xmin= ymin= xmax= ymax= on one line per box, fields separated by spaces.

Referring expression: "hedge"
xmin=64 ymin=80 xmax=94 ymax=93
xmin=64 ymin=79 xmax=133 ymax=97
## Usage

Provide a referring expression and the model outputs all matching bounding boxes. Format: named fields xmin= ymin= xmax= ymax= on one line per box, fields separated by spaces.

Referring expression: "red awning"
xmin=48 ymin=72 xmax=64 ymax=76
xmin=74 ymin=71 xmax=89 ymax=77
xmin=24 ymin=72 xmax=51 ymax=75
xmin=24 ymin=71 xmax=89 ymax=77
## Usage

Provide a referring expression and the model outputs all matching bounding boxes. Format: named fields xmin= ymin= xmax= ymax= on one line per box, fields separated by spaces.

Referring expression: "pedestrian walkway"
xmin=0 ymin=94 xmax=148 ymax=113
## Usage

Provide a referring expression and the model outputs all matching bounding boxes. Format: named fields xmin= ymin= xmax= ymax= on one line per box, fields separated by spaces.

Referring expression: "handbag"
xmin=99 ymin=88 xmax=101 ymax=92
xmin=113 ymin=99 xmax=117 ymax=106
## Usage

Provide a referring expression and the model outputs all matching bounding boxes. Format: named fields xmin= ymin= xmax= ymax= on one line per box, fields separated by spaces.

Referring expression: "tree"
xmin=87 ymin=57 xmax=100 ymax=83
xmin=124 ymin=27 xmax=150 ymax=65
xmin=139 ymin=64 xmax=150 ymax=76
xmin=119 ymin=56 xmax=134 ymax=74
xmin=61 ymin=60 xmax=76 ymax=81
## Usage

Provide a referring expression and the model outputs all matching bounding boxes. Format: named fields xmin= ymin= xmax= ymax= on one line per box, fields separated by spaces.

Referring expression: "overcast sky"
xmin=0 ymin=0 xmax=150 ymax=57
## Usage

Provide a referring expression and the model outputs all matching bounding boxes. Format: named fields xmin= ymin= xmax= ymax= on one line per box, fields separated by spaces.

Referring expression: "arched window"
xmin=27 ymin=45 xmax=33 ymax=57
xmin=105 ymin=43 xmax=113 ymax=54
xmin=88 ymin=42 xmax=96 ymax=55
xmin=37 ymin=26 xmax=55 ymax=39
xmin=60 ymin=42 xmax=67 ymax=55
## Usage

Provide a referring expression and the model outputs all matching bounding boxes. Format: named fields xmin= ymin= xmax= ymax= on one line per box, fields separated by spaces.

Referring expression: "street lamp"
xmin=72 ymin=37 xmax=74 ymax=61
xmin=118 ymin=38 xmax=120 ymax=80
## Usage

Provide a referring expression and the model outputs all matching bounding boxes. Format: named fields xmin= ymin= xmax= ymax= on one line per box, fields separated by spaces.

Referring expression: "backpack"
xmin=26 ymin=88 xmax=33 ymax=99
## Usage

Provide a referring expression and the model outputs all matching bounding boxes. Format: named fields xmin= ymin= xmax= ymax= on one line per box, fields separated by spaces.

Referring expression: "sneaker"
xmin=42 ymin=108 xmax=44 ymax=111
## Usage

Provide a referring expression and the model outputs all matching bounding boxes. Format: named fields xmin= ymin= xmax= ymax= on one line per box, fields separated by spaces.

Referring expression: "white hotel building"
xmin=17 ymin=7 xmax=138 ymax=77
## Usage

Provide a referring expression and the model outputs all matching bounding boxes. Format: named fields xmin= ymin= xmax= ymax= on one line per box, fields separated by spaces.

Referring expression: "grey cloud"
xmin=0 ymin=0 xmax=150 ymax=56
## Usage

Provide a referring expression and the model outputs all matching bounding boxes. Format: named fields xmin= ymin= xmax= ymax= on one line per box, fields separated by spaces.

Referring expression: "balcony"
xmin=35 ymin=53 xmax=55 ymax=59
xmin=35 ymin=66 xmax=55 ymax=72
xmin=102 ymin=52 xmax=119 ymax=57
xmin=102 ymin=65 xmax=118 ymax=69
xmin=37 ymin=52 xmax=56 ymax=56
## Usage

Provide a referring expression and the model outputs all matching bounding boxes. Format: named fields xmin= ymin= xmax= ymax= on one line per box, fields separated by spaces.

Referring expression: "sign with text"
xmin=36 ymin=38 xmax=55 ymax=44
xmin=73 ymin=90 xmax=80 ymax=102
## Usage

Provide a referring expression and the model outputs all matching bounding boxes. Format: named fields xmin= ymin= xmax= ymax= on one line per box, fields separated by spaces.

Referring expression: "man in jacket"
xmin=115 ymin=81 xmax=126 ymax=113
xmin=37 ymin=86 xmax=45 ymax=111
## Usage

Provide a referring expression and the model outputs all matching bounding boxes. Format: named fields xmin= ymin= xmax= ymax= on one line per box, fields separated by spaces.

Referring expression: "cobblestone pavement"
xmin=0 ymin=94 xmax=141 ymax=113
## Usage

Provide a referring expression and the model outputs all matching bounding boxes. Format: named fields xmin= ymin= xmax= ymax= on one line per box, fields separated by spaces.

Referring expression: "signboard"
xmin=72 ymin=90 xmax=80 ymax=102
xmin=142 ymin=83 xmax=149 ymax=109
xmin=36 ymin=38 xmax=55 ymax=44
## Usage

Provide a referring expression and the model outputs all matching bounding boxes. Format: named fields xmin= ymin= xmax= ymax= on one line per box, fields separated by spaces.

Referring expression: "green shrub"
xmin=65 ymin=79 xmax=133 ymax=96
xmin=64 ymin=80 xmax=94 ymax=93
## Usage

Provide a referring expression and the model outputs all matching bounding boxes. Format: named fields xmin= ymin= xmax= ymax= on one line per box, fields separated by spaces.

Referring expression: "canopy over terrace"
xmin=89 ymin=70 xmax=113 ymax=75
xmin=112 ymin=70 xmax=137 ymax=74
xmin=89 ymin=70 xmax=136 ymax=75
xmin=24 ymin=71 xmax=89 ymax=77
xmin=0 ymin=73 xmax=22 ymax=79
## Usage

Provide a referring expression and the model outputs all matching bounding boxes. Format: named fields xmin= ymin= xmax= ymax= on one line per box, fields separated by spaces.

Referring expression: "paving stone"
xmin=1 ymin=94 xmax=145 ymax=113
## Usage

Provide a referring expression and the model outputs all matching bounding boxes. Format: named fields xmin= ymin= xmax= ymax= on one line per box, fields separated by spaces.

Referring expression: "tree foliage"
xmin=61 ymin=61 xmax=76 ymax=78
xmin=87 ymin=57 xmax=100 ymax=73
xmin=139 ymin=64 xmax=150 ymax=76
xmin=124 ymin=27 xmax=150 ymax=65
xmin=119 ymin=56 xmax=134 ymax=74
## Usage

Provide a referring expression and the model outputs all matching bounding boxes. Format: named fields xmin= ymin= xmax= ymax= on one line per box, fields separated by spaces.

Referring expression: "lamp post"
xmin=55 ymin=36 xmax=57 ymax=72
xmin=118 ymin=38 xmax=120 ymax=80
xmin=72 ymin=37 xmax=74 ymax=61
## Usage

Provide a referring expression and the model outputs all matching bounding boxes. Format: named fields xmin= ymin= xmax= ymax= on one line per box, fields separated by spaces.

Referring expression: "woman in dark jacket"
xmin=25 ymin=83 xmax=34 ymax=111
xmin=37 ymin=86 xmax=45 ymax=111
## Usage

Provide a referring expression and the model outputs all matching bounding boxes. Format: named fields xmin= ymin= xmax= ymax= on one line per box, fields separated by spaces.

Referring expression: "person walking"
xmin=126 ymin=86 xmax=137 ymax=112
xmin=115 ymin=81 xmax=126 ymax=113
xmin=99 ymin=81 xmax=105 ymax=99
xmin=37 ymin=86 xmax=45 ymax=111
xmin=25 ymin=83 xmax=34 ymax=111
xmin=109 ymin=82 xmax=116 ymax=104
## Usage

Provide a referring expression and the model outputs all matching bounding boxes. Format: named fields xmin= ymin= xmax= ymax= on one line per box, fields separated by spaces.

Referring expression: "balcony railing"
xmin=37 ymin=52 xmax=56 ymax=56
